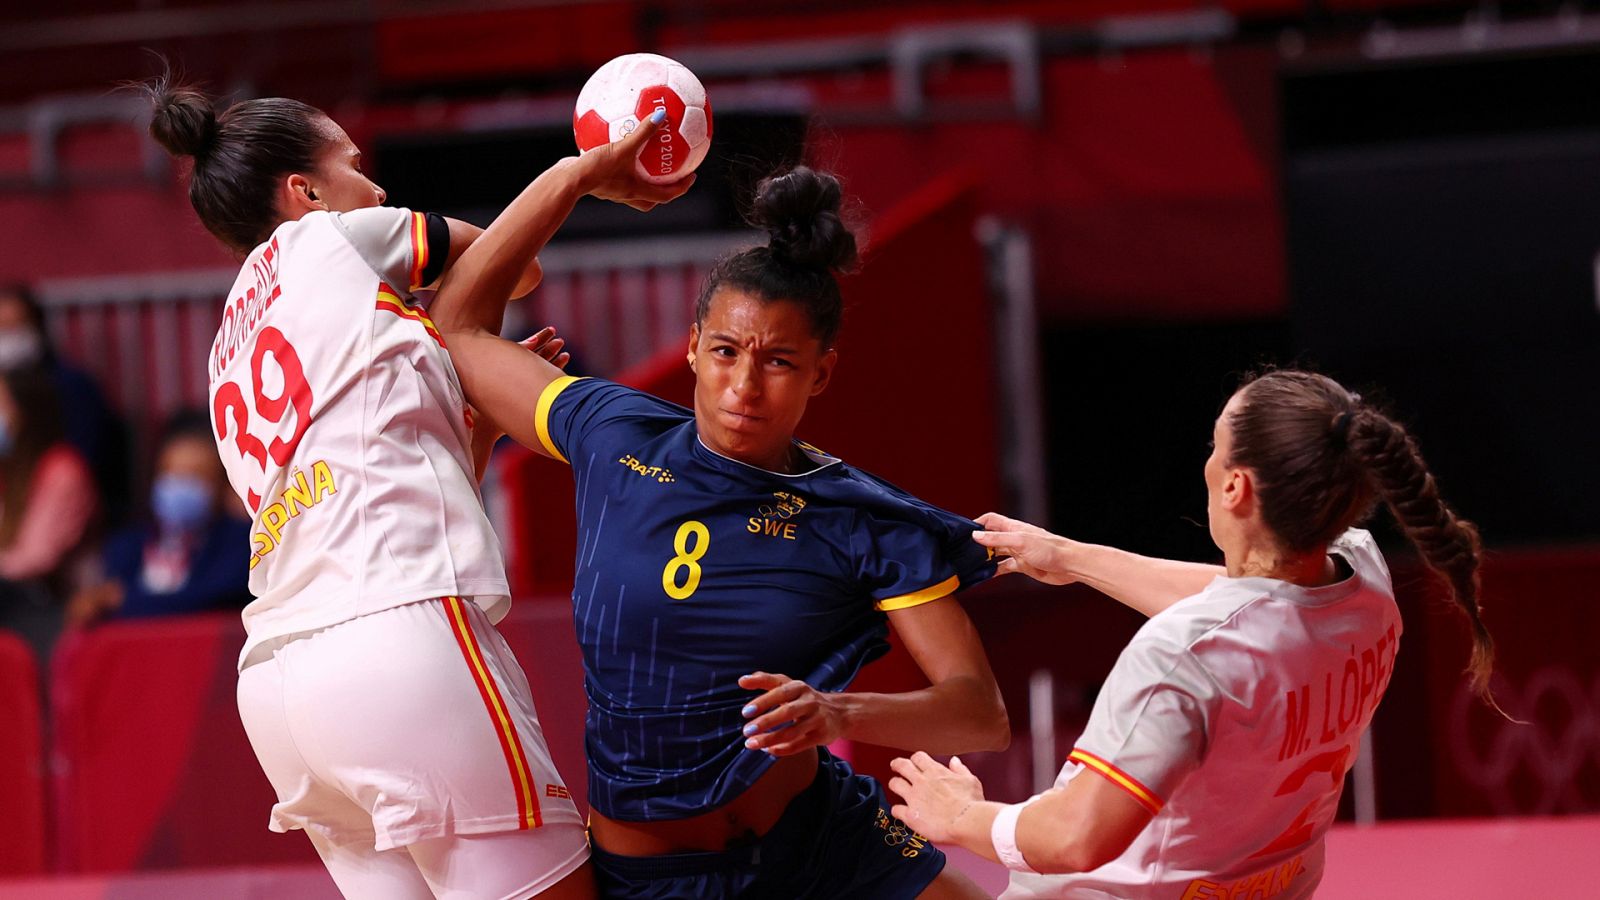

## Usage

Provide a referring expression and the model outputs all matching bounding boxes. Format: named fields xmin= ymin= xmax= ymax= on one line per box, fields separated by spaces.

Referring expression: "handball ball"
xmin=574 ymin=53 xmax=712 ymax=185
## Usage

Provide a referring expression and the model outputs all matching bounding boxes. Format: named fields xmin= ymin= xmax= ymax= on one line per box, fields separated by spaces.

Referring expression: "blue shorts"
xmin=591 ymin=750 xmax=946 ymax=899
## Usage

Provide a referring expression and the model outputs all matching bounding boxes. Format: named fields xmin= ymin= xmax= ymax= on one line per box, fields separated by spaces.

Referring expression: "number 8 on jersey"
xmin=662 ymin=520 xmax=710 ymax=600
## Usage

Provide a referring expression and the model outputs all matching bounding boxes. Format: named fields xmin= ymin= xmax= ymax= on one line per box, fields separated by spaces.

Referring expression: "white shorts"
xmin=237 ymin=597 xmax=587 ymax=895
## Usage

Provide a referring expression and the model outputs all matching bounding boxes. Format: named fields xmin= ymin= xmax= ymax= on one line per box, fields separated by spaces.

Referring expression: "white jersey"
xmin=1004 ymin=529 xmax=1402 ymax=900
xmin=208 ymin=207 xmax=509 ymax=669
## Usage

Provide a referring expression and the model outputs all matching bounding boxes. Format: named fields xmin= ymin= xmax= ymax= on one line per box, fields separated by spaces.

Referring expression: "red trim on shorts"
xmin=443 ymin=596 xmax=543 ymax=829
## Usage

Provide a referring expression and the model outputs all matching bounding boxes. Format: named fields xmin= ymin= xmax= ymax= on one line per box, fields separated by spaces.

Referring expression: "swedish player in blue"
xmin=439 ymin=167 xmax=1007 ymax=898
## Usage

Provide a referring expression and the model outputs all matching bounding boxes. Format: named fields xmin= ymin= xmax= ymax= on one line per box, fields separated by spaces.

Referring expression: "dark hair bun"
xmin=146 ymin=81 xmax=219 ymax=161
xmin=751 ymin=167 xmax=858 ymax=273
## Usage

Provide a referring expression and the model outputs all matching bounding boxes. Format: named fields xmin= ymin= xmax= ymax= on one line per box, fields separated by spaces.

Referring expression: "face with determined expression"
xmin=687 ymin=287 xmax=836 ymax=473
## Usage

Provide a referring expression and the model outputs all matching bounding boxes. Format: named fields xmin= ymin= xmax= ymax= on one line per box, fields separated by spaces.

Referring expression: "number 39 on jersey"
xmin=214 ymin=325 xmax=314 ymax=512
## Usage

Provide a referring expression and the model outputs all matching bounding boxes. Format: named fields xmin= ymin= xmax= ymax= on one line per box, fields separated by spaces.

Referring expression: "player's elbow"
xmin=925 ymin=697 xmax=1008 ymax=753
xmin=513 ymin=257 xmax=543 ymax=298
xmin=972 ymin=690 xmax=1010 ymax=752
xmin=985 ymin=704 xmax=1011 ymax=752
xmin=1034 ymin=844 xmax=1106 ymax=875
xmin=1035 ymin=827 xmax=1121 ymax=874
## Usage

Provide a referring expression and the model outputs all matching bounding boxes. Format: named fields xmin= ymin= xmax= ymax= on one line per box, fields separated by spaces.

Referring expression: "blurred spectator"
xmin=67 ymin=411 xmax=251 ymax=625
xmin=0 ymin=368 xmax=99 ymax=661
xmin=0 ymin=284 xmax=130 ymax=521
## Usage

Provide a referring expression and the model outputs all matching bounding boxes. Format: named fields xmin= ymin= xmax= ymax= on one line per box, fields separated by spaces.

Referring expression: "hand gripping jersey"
xmin=209 ymin=207 xmax=510 ymax=669
xmin=1003 ymin=529 xmax=1402 ymax=900
xmin=534 ymin=376 xmax=997 ymax=821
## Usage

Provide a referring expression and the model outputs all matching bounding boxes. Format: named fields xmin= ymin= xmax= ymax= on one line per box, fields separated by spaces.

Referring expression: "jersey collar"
xmin=693 ymin=434 xmax=842 ymax=480
xmin=1220 ymin=544 xmax=1366 ymax=608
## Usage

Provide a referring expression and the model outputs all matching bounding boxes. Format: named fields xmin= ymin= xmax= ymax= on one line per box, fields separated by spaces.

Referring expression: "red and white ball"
xmin=574 ymin=53 xmax=712 ymax=185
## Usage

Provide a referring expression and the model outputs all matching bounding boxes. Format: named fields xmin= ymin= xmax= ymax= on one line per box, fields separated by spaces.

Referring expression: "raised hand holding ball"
xmin=574 ymin=53 xmax=712 ymax=185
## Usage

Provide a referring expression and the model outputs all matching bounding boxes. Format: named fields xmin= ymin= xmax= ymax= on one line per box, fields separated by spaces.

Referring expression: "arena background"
xmin=1 ymin=1 xmax=1596 ymax=896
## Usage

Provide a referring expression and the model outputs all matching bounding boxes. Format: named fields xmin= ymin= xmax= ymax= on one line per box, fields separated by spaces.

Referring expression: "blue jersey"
xmin=535 ymin=376 xmax=997 ymax=821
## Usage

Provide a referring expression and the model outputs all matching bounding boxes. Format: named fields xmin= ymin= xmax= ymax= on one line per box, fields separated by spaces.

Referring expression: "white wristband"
xmin=991 ymin=798 xmax=1040 ymax=874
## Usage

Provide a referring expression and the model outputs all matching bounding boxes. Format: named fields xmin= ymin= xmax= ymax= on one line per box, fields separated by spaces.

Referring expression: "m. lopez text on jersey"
xmin=1279 ymin=625 xmax=1399 ymax=760
xmin=250 ymin=460 xmax=337 ymax=569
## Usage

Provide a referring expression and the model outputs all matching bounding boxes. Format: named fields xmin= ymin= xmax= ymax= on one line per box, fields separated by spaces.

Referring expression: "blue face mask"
xmin=0 ymin=414 xmax=12 ymax=457
xmin=151 ymin=474 xmax=214 ymax=532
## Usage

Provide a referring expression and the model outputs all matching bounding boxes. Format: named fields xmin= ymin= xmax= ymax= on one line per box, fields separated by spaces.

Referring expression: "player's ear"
xmin=1221 ymin=466 xmax=1250 ymax=513
xmin=283 ymin=173 xmax=326 ymax=215
xmin=686 ymin=324 xmax=700 ymax=372
xmin=809 ymin=347 xmax=837 ymax=397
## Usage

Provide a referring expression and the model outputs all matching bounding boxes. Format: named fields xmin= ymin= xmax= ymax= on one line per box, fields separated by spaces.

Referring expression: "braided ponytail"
xmin=1229 ymin=369 xmax=1498 ymax=703
xmin=1347 ymin=410 xmax=1496 ymax=697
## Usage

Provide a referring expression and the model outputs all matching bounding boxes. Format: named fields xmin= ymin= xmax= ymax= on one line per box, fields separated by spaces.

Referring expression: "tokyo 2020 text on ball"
xmin=574 ymin=53 xmax=712 ymax=185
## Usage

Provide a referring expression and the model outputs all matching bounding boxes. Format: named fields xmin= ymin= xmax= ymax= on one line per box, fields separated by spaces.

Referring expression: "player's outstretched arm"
xmin=738 ymin=597 xmax=1008 ymax=757
xmin=445 ymin=329 xmax=567 ymax=459
xmin=430 ymin=107 xmax=694 ymax=337
xmin=464 ymin=327 xmax=571 ymax=480
xmin=973 ymin=512 xmax=1223 ymax=618
xmin=886 ymin=751 xmax=1151 ymax=874
xmin=433 ymin=218 xmax=545 ymax=316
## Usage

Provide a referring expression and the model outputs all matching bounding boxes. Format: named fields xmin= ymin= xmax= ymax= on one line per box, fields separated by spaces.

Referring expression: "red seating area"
xmin=5 ymin=604 xmax=589 ymax=878
xmin=2 ymin=1 xmax=1451 ymax=106
xmin=47 ymin=615 xmax=305 ymax=872
xmin=0 ymin=632 xmax=45 ymax=877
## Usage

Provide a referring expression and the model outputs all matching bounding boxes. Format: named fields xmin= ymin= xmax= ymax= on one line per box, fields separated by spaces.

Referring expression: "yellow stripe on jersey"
xmin=875 ymin=574 xmax=959 ymax=612
xmin=445 ymin=597 xmax=541 ymax=829
xmin=375 ymin=291 xmax=445 ymax=347
xmin=1069 ymin=749 xmax=1164 ymax=815
xmin=376 ymin=294 xmax=441 ymax=333
xmin=409 ymin=212 xmax=429 ymax=292
xmin=534 ymin=375 xmax=584 ymax=464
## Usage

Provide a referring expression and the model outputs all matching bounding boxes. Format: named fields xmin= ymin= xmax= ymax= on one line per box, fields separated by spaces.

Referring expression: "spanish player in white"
xmin=143 ymin=73 xmax=689 ymax=899
xmin=888 ymin=369 xmax=1498 ymax=900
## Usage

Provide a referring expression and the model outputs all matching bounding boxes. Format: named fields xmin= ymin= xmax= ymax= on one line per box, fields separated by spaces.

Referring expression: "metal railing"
xmin=32 ymin=232 xmax=751 ymax=445
xmin=505 ymin=232 xmax=755 ymax=375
